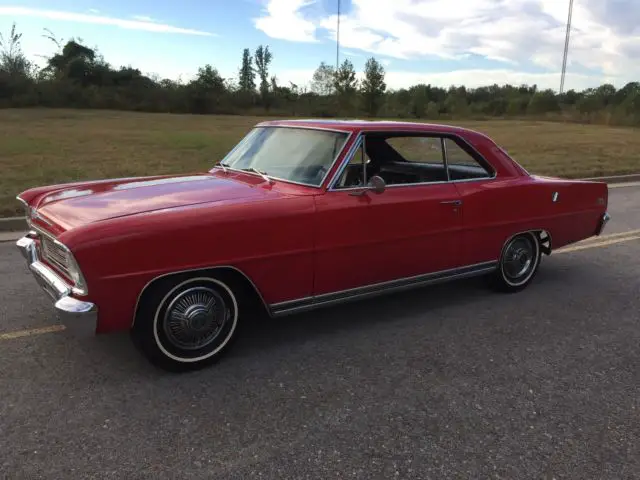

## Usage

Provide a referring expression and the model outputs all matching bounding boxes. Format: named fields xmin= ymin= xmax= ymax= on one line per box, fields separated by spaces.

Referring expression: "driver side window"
xmin=333 ymin=134 xmax=449 ymax=189
xmin=333 ymin=138 xmax=371 ymax=189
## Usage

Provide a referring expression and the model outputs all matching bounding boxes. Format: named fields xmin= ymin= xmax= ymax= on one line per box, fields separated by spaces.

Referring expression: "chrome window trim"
xmin=213 ymin=125 xmax=354 ymax=190
xmin=441 ymin=137 xmax=450 ymax=182
xmin=254 ymin=123 xmax=354 ymax=134
xmin=327 ymin=133 xmax=364 ymax=191
xmin=327 ymin=130 xmax=497 ymax=192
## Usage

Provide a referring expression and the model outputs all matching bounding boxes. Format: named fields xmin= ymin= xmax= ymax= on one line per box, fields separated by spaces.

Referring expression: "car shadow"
xmin=77 ymin=260 xmax=582 ymax=376
xmin=79 ymin=275 xmax=494 ymax=376
xmin=232 ymin=276 xmax=494 ymax=355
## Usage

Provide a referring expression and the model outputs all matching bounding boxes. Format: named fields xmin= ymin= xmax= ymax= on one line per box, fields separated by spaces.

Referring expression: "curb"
xmin=0 ymin=217 xmax=26 ymax=233
xmin=581 ymin=173 xmax=640 ymax=183
xmin=1 ymin=173 xmax=639 ymax=237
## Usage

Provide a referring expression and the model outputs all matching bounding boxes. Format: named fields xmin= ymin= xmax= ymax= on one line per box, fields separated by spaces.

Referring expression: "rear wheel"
xmin=490 ymin=232 xmax=541 ymax=293
xmin=131 ymin=274 xmax=241 ymax=372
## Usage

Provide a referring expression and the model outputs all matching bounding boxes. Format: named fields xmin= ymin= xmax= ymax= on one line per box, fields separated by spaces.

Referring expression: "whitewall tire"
xmin=490 ymin=232 xmax=542 ymax=293
xmin=132 ymin=275 xmax=241 ymax=372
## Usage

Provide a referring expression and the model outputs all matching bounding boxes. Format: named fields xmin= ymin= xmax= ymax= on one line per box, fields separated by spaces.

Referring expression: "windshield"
xmin=220 ymin=127 xmax=350 ymax=186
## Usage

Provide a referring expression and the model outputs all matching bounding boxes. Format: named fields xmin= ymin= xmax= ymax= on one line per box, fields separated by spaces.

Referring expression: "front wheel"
xmin=490 ymin=232 xmax=542 ymax=293
xmin=131 ymin=275 xmax=241 ymax=372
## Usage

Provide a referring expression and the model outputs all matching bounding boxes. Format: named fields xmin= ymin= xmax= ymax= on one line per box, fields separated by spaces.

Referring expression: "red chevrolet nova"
xmin=16 ymin=119 xmax=610 ymax=371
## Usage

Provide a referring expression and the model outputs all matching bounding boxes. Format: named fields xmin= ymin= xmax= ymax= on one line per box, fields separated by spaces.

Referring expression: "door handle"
xmin=440 ymin=200 xmax=462 ymax=206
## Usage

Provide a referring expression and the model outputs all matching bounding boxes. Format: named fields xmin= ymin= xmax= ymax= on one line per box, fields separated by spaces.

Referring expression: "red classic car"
xmin=16 ymin=119 xmax=610 ymax=371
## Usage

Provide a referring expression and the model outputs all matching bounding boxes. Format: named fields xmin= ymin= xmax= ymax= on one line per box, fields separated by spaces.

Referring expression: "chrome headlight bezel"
xmin=53 ymin=238 xmax=89 ymax=296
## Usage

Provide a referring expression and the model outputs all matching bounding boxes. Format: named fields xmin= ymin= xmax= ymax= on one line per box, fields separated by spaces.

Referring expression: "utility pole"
xmin=336 ymin=0 xmax=341 ymax=72
xmin=560 ymin=0 xmax=574 ymax=94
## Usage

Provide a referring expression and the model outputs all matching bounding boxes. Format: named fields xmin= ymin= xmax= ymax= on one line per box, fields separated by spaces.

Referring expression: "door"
xmin=313 ymin=132 xmax=464 ymax=296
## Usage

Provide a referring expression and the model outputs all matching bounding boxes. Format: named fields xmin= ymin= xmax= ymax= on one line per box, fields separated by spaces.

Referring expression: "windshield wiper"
xmin=241 ymin=167 xmax=272 ymax=183
xmin=217 ymin=161 xmax=230 ymax=173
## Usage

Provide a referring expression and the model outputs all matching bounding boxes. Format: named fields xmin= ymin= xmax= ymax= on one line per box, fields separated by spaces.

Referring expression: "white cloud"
xmin=342 ymin=50 xmax=363 ymax=58
xmin=253 ymin=0 xmax=318 ymax=42
xmin=0 ymin=6 xmax=215 ymax=36
xmin=254 ymin=0 xmax=640 ymax=90
xmin=131 ymin=15 xmax=157 ymax=23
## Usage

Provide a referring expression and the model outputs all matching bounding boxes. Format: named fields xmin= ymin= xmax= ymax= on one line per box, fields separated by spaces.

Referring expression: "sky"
xmin=1 ymin=0 xmax=639 ymax=92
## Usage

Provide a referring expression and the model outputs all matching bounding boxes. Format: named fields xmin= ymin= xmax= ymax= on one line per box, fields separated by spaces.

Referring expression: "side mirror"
xmin=367 ymin=175 xmax=386 ymax=194
xmin=348 ymin=175 xmax=386 ymax=196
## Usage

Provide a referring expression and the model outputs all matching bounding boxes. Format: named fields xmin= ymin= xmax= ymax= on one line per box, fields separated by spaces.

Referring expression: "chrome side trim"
xmin=327 ymin=130 xmax=497 ymax=192
xmin=131 ymin=265 xmax=272 ymax=327
xmin=213 ymin=126 xmax=354 ymax=190
xmin=270 ymin=260 xmax=498 ymax=317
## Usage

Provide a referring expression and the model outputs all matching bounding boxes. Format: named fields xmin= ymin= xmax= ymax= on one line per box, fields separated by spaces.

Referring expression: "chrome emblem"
xmin=552 ymin=192 xmax=559 ymax=202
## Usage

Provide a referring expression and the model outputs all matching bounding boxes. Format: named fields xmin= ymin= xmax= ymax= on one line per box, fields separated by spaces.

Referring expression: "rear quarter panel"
xmin=454 ymin=176 xmax=608 ymax=265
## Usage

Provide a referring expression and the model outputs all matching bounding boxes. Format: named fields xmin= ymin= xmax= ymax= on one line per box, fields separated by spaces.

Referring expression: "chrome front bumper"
xmin=16 ymin=233 xmax=97 ymax=336
xmin=596 ymin=212 xmax=611 ymax=236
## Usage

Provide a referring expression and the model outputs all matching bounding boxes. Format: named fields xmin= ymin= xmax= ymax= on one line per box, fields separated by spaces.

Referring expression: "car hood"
xmin=33 ymin=173 xmax=278 ymax=231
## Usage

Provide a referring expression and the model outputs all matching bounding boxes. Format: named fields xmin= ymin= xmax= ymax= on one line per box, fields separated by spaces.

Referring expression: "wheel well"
xmin=534 ymin=229 xmax=552 ymax=255
xmin=132 ymin=266 xmax=271 ymax=328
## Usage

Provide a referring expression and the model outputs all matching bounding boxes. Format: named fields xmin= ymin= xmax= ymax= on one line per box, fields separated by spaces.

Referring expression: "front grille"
xmin=40 ymin=235 xmax=71 ymax=278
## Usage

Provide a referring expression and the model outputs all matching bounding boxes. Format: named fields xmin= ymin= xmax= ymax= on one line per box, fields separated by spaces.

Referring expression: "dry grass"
xmin=1 ymin=108 xmax=639 ymax=217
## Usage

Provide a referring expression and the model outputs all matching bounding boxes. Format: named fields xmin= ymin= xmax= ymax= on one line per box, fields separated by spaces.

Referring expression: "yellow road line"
xmin=0 ymin=324 xmax=66 ymax=341
xmin=575 ymin=228 xmax=640 ymax=243
xmin=556 ymin=234 xmax=640 ymax=254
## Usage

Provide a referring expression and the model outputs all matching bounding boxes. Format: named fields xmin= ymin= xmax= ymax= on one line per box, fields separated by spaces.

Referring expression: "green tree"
xmin=310 ymin=61 xmax=335 ymax=96
xmin=238 ymin=48 xmax=255 ymax=92
xmin=254 ymin=44 xmax=273 ymax=108
xmin=360 ymin=57 xmax=386 ymax=116
xmin=334 ymin=59 xmax=357 ymax=95
xmin=187 ymin=64 xmax=226 ymax=113
xmin=0 ymin=22 xmax=32 ymax=77
xmin=528 ymin=89 xmax=561 ymax=114
xmin=334 ymin=59 xmax=357 ymax=113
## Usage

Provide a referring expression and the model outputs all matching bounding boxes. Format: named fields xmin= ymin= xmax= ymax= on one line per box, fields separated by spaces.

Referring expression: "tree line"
xmin=1 ymin=22 xmax=639 ymax=126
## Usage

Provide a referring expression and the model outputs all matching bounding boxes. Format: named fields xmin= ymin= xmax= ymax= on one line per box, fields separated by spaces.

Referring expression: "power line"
xmin=560 ymin=0 xmax=574 ymax=94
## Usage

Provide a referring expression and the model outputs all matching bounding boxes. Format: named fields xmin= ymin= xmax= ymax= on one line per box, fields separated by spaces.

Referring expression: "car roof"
xmin=255 ymin=118 xmax=481 ymax=136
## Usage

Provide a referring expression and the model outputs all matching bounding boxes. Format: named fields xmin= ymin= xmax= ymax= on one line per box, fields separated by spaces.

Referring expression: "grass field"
xmin=1 ymin=108 xmax=639 ymax=217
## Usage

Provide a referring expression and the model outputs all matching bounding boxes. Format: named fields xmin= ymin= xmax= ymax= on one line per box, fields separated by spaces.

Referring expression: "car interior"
xmin=334 ymin=133 xmax=493 ymax=189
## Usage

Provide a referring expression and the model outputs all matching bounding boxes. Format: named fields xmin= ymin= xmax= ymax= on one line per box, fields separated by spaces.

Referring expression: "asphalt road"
xmin=1 ymin=185 xmax=640 ymax=479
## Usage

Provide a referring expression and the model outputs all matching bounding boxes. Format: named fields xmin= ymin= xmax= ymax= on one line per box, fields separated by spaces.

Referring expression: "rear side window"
xmin=443 ymin=137 xmax=492 ymax=180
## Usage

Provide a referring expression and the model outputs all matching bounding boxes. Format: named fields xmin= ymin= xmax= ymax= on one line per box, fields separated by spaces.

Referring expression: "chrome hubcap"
xmin=163 ymin=286 xmax=229 ymax=350
xmin=503 ymin=237 xmax=535 ymax=281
